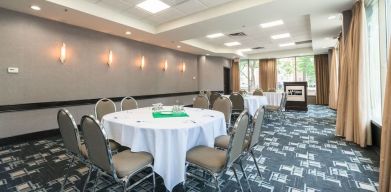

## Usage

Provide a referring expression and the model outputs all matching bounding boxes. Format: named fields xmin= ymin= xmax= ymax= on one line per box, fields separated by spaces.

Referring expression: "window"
xmin=239 ymin=59 xmax=259 ymax=92
xmin=276 ymin=56 xmax=316 ymax=95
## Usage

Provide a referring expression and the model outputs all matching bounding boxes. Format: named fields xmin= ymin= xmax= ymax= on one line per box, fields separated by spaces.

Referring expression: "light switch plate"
xmin=7 ymin=67 xmax=19 ymax=74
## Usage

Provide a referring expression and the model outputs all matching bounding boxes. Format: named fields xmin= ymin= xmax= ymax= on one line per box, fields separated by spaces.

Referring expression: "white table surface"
xmin=224 ymin=95 xmax=268 ymax=116
xmin=102 ymin=106 xmax=227 ymax=191
xmin=263 ymin=92 xmax=283 ymax=106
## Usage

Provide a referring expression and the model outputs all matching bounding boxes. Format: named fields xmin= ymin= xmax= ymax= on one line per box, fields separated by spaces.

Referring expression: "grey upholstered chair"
xmin=120 ymin=97 xmax=138 ymax=111
xmin=193 ymin=95 xmax=209 ymax=109
xmin=238 ymin=89 xmax=247 ymax=96
xmin=265 ymin=92 xmax=287 ymax=120
xmin=185 ymin=111 xmax=251 ymax=192
xmin=80 ymin=115 xmax=155 ymax=192
xmin=229 ymin=93 xmax=244 ymax=114
xmin=209 ymin=92 xmax=221 ymax=108
xmin=95 ymin=98 xmax=116 ymax=121
xmin=212 ymin=96 xmax=232 ymax=129
xmin=95 ymin=98 xmax=121 ymax=152
xmin=253 ymin=89 xmax=264 ymax=96
xmin=57 ymin=109 xmax=90 ymax=191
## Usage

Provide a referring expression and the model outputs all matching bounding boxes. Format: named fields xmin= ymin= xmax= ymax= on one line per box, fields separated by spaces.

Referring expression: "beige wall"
xmin=0 ymin=8 xmax=212 ymax=138
xmin=198 ymin=56 xmax=231 ymax=91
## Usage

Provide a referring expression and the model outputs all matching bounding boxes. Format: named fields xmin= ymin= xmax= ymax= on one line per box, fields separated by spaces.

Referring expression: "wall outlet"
xmin=7 ymin=67 xmax=19 ymax=74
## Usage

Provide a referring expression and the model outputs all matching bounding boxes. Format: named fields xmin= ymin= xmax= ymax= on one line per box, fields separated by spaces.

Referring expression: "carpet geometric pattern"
xmin=0 ymin=105 xmax=379 ymax=192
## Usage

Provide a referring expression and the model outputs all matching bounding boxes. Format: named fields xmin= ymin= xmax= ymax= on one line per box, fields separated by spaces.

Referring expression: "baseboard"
xmin=0 ymin=129 xmax=60 ymax=146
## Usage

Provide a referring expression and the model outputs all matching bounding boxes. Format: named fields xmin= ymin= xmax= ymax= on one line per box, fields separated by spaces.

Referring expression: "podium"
xmin=284 ymin=82 xmax=308 ymax=111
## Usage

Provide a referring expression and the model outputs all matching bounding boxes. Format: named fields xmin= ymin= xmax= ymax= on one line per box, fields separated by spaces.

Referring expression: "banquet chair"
xmin=264 ymin=92 xmax=287 ymax=120
xmin=185 ymin=111 xmax=251 ymax=192
xmin=193 ymin=95 xmax=209 ymax=109
xmin=209 ymin=92 xmax=221 ymax=108
xmin=121 ymin=97 xmax=138 ymax=111
xmin=229 ymin=93 xmax=245 ymax=123
xmin=80 ymin=115 xmax=155 ymax=192
xmin=95 ymin=98 xmax=121 ymax=152
xmin=206 ymin=90 xmax=212 ymax=100
xmin=267 ymin=88 xmax=276 ymax=92
xmin=57 ymin=109 xmax=90 ymax=192
xmin=213 ymin=96 xmax=232 ymax=129
xmin=238 ymin=89 xmax=247 ymax=96
xmin=253 ymin=89 xmax=264 ymax=96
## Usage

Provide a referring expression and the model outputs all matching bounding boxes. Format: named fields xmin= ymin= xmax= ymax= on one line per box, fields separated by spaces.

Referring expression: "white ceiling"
xmin=0 ymin=0 xmax=354 ymax=58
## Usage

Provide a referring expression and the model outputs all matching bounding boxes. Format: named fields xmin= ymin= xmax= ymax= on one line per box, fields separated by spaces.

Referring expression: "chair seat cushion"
xmin=264 ymin=105 xmax=279 ymax=111
xmin=109 ymin=140 xmax=121 ymax=151
xmin=112 ymin=150 xmax=153 ymax=178
xmin=186 ymin=146 xmax=226 ymax=173
xmin=80 ymin=144 xmax=88 ymax=158
xmin=215 ymin=135 xmax=230 ymax=149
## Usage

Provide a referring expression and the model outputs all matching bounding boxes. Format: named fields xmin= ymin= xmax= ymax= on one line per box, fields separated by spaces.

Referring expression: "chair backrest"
xmin=229 ymin=93 xmax=244 ymax=111
xmin=193 ymin=95 xmax=209 ymax=109
xmin=249 ymin=107 xmax=265 ymax=149
xmin=57 ymin=109 xmax=83 ymax=157
xmin=81 ymin=115 xmax=115 ymax=176
xmin=225 ymin=110 xmax=249 ymax=168
xmin=238 ymin=89 xmax=247 ymax=96
xmin=206 ymin=91 xmax=212 ymax=100
xmin=121 ymin=96 xmax=138 ymax=111
xmin=268 ymin=88 xmax=276 ymax=92
xmin=95 ymin=98 xmax=116 ymax=121
xmin=253 ymin=89 xmax=264 ymax=96
xmin=209 ymin=92 xmax=221 ymax=108
xmin=213 ymin=96 xmax=232 ymax=126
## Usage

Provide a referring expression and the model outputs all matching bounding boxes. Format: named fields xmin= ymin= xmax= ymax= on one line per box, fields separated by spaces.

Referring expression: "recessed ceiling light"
xmin=30 ymin=5 xmax=41 ymax=11
xmin=238 ymin=48 xmax=252 ymax=52
xmin=224 ymin=42 xmax=241 ymax=47
xmin=328 ymin=15 xmax=337 ymax=20
xmin=125 ymin=31 xmax=131 ymax=35
xmin=206 ymin=33 xmax=224 ymax=39
xmin=260 ymin=20 xmax=284 ymax=28
xmin=177 ymin=45 xmax=181 ymax=48
xmin=279 ymin=42 xmax=295 ymax=47
xmin=136 ymin=0 xmax=170 ymax=14
xmin=271 ymin=33 xmax=290 ymax=39
xmin=206 ymin=54 xmax=210 ymax=56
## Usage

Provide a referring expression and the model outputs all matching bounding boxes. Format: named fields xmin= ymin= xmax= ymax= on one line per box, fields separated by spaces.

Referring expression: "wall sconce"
xmin=107 ymin=50 xmax=113 ymax=65
xmin=59 ymin=42 xmax=66 ymax=64
xmin=181 ymin=62 xmax=186 ymax=72
xmin=140 ymin=56 xmax=145 ymax=70
xmin=163 ymin=59 xmax=168 ymax=71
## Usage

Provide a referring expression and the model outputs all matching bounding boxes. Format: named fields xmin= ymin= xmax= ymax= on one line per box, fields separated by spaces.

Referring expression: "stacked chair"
xmin=209 ymin=92 xmax=222 ymax=108
xmin=229 ymin=93 xmax=245 ymax=125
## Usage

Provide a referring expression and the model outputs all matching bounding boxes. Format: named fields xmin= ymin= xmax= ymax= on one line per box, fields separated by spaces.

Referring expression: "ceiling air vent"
xmin=252 ymin=47 xmax=264 ymax=49
xmin=228 ymin=32 xmax=247 ymax=37
xmin=295 ymin=40 xmax=312 ymax=45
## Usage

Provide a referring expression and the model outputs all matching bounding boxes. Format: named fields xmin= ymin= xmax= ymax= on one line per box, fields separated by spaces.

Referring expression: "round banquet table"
xmin=263 ymin=92 xmax=283 ymax=106
xmin=223 ymin=95 xmax=268 ymax=116
xmin=102 ymin=106 xmax=227 ymax=191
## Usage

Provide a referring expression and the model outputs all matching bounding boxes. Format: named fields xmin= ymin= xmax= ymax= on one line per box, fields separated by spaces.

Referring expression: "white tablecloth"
xmin=102 ymin=107 xmax=226 ymax=191
xmin=224 ymin=95 xmax=268 ymax=116
xmin=263 ymin=92 xmax=283 ymax=106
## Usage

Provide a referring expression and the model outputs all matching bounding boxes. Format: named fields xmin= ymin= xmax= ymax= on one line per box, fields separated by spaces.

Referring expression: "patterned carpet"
xmin=0 ymin=105 xmax=379 ymax=192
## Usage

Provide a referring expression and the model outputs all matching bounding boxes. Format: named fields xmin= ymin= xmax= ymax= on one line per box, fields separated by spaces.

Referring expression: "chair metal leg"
xmin=82 ymin=165 xmax=93 ymax=192
xmin=249 ymin=150 xmax=263 ymax=179
xmin=61 ymin=156 xmax=75 ymax=192
xmin=123 ymin=180 xmax=129 ymax=192
xmin=212 ymin=175 xmax=221 ymax=192
xmin=231 ymin=167 xmax=244 ymax=192
xmin=239 ymin=160 xmax=253 ymax=192
xmin=92 ymin=171 xmax=100 ymax=192
xmin=152 ymin=169 xmax=156 ymax=192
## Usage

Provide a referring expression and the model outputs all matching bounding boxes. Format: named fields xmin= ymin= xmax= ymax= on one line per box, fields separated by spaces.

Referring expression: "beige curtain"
xmin=259 ymin=59 xmax=277 ymax=91
xmin=329 ymin=48 xmax=339 ymax=109
xmin=315 ymin=54 xmax=330 ymax=105
xmin=231 ymin=61 xmax=240 ymax=92
xmin=335 ymin=0 xmax=371 ymax=147
xmin=379 ymin=40 xmax=391 ymax=192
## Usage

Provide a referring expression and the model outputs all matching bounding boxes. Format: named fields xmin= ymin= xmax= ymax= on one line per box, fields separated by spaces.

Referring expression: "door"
xmin=223 ymin=67 xmax=231 ymax=94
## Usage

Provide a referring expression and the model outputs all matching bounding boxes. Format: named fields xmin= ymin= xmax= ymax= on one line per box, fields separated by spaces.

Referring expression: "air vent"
xmin=228 ymin=32 xmax=247 ymax=37
xmin=252 ymin=47 xmax=264 ymax=50
xmin=295 ymin=40 xmax=312 ymax=45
